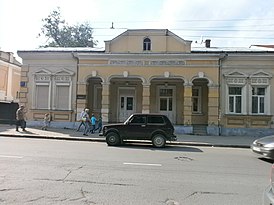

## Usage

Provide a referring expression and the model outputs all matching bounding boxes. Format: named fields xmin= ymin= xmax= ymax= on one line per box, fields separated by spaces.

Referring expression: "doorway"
xmin=157 ymin=86 xmax=176 ymax=123
xmin=118 ymin=88 xmax=136 ymax=122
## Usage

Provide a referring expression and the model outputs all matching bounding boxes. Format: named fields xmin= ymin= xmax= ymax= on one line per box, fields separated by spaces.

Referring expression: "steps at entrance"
xmin=193 ymin=125 xmax=208 ymax=135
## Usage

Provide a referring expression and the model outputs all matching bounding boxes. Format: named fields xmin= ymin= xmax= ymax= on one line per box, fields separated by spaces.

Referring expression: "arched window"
xmin=143 ymin=38 xmax=151 ymax=51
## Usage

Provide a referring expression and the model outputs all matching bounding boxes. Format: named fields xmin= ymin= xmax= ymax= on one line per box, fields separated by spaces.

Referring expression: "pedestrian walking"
xmin=90 ymin=114 xmax=97 ymax=134
xmin=16 ymin=105 xmax=27 ymax=131
xmin=94 ymin=114 xmax=102 ymax=133
xmin=77 ymin=108 xmax=86 ymax=131
xmin=82 ymin=109 xmax=91 ymax=136
xmin=42 ymin=113 xmax=51 ymax=130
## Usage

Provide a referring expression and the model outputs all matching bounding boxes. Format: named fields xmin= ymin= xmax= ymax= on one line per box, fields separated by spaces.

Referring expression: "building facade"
xmin=17 ymin=29 xmax=274 ymax=136
xmin=0 ymin=51 xmax=21 ymax=102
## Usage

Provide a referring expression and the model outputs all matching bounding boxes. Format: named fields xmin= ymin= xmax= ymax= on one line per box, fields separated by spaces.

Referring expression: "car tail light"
xmin=271 ymin=164 xmax=274 ymax=189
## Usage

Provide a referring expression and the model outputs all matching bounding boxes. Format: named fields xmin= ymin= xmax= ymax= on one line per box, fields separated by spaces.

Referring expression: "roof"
xmin=191 ymin=46 xmax=274 ymax=53
xmin=17 ymin=47 xmax=105 ymax=53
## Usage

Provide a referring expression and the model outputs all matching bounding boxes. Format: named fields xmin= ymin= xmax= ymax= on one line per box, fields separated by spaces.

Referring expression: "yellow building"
xmin=0 ymin=51 xmax=21 ymax=123
xmin=17 ymin=29 xmax=274 ymax=136
xmin=0 ymin=51 xmax=21 ymax=102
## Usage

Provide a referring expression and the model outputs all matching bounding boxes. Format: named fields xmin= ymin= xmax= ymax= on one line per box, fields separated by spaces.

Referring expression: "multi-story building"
xmin=17 ymin=29 xmax=274 ymax=136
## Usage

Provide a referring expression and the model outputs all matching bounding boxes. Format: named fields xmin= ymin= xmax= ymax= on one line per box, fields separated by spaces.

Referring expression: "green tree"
xmin=39 ymin=8 xmax=97 ymax=47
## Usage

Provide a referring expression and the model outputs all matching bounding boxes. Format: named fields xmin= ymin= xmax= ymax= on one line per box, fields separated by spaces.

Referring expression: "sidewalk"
xmin=0 ymin=124 xmax=260 ymax=148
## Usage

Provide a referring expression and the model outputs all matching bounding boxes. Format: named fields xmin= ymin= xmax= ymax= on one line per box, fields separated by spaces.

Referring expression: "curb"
xmin=0 ymin=133 xmax=250 ymax=149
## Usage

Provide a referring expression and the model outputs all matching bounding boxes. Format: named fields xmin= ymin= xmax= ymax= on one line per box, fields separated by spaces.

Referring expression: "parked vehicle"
xmin=263 ymin=164 xmax=274 ymax=204
xmin=251 ymin=136 xmax=274 ymax=160
xmin=100 ymin=113 xmax=177 ymax=148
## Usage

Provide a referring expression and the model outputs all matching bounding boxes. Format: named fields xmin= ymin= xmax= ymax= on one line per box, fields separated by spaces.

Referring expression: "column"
xmin=142 ymin=83 xmax=150 ymax=114
xmin=101 ymin=82 xmax=110 ymax=123
xmin=183 ymin=83 xmax=193 ymax=125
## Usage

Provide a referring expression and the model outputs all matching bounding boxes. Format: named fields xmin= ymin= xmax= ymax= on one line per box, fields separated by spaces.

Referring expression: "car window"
xmin=147 ymin=116 xmax=165 ymax=124
xmin=130 ymin=116 xmax=146 ymax=124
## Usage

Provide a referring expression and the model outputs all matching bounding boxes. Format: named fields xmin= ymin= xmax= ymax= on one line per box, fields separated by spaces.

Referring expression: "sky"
xmin=0 ymin=0 xmax=274 ymax=59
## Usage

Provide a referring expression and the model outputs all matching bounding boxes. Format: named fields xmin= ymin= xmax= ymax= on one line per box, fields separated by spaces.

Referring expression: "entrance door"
xmin=158 ymin=86 xmax=176 ymax=123
xmin=118 ymin=88 xmax=135 ymax=122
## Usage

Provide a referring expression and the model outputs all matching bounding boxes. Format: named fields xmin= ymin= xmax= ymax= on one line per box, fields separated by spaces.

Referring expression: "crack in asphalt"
xmin=0 ymin=188 xmax=23 ymax=192
xmin=68 ymin=187 xmax=97 ymax=204
xmin=63 ymin=165 xmax=85 ymax=181
xmin=185 ymin=191 xmax=237 ymax=199
xmin=174 ymin=156 xmax=193 ymax=161
xmin=26 ymin=196 xmax=45 ymax=202
xmin=34 ymin=178 xmax=134 ymax=187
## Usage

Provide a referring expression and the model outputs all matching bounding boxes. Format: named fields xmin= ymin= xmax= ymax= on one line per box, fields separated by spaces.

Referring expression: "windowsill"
xmin=192 ymin=112 xmax=203 ymax=115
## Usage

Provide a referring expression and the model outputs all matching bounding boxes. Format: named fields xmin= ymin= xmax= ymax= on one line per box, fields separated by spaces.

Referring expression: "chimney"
xmin=205 ymin=39 xmax=211 ymax=48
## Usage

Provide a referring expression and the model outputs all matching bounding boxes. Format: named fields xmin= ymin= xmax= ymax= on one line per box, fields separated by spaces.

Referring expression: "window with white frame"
xmin=34 ymin=73 xmax=51 ymax=109
xmin=252 ymin=87 xmax=265 ymax=114
xmin=36 ymin=83 xmax=50 ymax=109
xmin=192 ymin=87 xmax=201 ymax=113
xmin=228 ymin=87 xmax=242 ymax=113
xmin=53 ymin=74 xmax=72 ymax=110
xmin=55 ymin=84 xmax=70 ymax=110
xmin=143 ymin=38 xmax=151 ymax=51
xmin=34 ymin=69 xmax=73 ymax=110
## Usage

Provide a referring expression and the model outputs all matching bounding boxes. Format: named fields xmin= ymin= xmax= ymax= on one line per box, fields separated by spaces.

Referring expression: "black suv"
xmin=100 ymin=113 xmax=177 ymax=148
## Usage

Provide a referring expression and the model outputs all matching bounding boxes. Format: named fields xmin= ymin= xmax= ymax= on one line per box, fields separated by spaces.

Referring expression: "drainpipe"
xmin=218 ymin=53 xmax=228 ymax=135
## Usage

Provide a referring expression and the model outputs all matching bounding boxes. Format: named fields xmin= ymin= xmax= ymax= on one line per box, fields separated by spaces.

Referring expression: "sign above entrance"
xmin=77 ymin=95 xmax=86 ymax=99
xmin=109 ymin=60 xmax=185 ymax=66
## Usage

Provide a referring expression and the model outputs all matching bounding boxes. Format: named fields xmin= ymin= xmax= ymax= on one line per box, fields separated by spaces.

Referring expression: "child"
xmin=90 ymin=114 xmax=97 ymax=134
xmin=94 ymin=115 xmax=102 ymax=133
xmin=42 ymin=113 xmax=51 ymax=130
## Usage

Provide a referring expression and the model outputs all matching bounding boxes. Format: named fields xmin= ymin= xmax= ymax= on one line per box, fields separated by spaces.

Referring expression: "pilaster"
xmin=208 ymin=85 xmax=219 ymax=125
xmin=101 ymin=82 xmax=110 ymax=122
xmin=142 ymin=83 xmax=150 ymax=114
xmin=183 ymin=83 xmax=193 ymax=125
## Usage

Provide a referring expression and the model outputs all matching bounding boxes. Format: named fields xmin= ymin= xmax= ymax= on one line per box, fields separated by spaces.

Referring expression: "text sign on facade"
xmin=109 ymin=60 xmax=185 ymax=66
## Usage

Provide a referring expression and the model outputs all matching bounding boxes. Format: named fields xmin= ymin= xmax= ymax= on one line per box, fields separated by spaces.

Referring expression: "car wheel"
xmin=106 ymin=132 xmax=120 ymax=146
xmin=152 ymin=134 xmax=166 ymax=148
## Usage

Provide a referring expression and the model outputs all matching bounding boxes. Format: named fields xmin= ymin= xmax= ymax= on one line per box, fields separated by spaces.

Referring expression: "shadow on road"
xmin=259 ymin=157 xmax=274 ymax=164
xmin=115 ymin=143 xmax=203 ymax=152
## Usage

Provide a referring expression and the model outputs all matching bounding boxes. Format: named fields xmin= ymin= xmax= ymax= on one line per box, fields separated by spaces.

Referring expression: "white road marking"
xmin=0 ymin=155 xmax=23 ymax=159
xmin=123 ymin=162 xmax=162 ymax=167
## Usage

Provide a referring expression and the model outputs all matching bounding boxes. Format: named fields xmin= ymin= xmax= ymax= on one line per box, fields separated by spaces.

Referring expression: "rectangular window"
xmin=147 ymin=116 xmax=165 ymax=124
xmin=228 ymin=87 xmax=242 ymax=113
xmin=36 ymin=85 xmax=49 ymax=109
xmin=252 ymin=87 xmax=265 ymax=114
xmin=127 ymin=97 xmax=133 ymax=110
xmin=130 ymin=116 xmax=146 ymax=124
xmin=192 ymin=87 xmax=201 ymax=113
xmin=56 ymin=85 xmax=69 ymax=110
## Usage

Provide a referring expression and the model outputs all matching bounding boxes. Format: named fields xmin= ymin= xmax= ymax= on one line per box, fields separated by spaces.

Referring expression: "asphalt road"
xmin=0 ymin=136 xmax=271 ymax=205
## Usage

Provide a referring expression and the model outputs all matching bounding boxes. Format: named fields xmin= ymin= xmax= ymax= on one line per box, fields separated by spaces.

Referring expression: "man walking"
xmin=82 ymin=109 xmax=91 ymax=136
xmin=77 ymin=108 xmax=86 ymax=131
xmin=16 ymin=105 xmax=26 ymax=131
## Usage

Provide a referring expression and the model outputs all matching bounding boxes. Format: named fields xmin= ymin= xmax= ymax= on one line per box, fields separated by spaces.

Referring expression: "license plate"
xmin=253 ymin=147 xmax=261 ymax=152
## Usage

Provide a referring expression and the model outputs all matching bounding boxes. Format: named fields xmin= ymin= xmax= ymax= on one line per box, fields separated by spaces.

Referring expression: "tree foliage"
xmin=39 ymin=8 xmax=97 ymax=47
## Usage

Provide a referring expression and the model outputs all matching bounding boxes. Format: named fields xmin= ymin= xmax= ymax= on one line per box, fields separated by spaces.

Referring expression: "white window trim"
xmin=156 ymin=85 xmax=176 ymax=123
xmin=249 ymin=85 xmax=270 ymax=115
xmin=33 ymin=77 xmax=52 ymax=110
xmin=226 ymin=84 xmax=247 ymax=115
xmin=52 ymin=76 xmax=73 ymax=110
xmin=117 ymin=87 xmax=136 ymax=122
